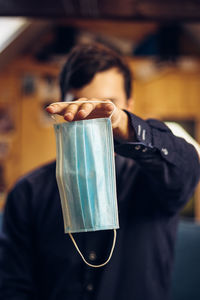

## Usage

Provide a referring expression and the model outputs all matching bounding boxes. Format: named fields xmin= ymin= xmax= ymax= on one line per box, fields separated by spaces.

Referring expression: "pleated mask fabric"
xmin=54 ymin=117 xmax=119 ymax=234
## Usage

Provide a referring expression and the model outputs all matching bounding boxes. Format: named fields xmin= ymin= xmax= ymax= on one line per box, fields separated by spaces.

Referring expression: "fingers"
xmin=45 ymin=99 xmax=115 ymax=121
xmin=75 ymin=102 xmax=95 ymax=120
xmin=45 ymin=98 xmax=88 ymax=115
xmin=63 ymin=102 xmax=95 ymax=121
xmin=64 ymin=104 xmax=80 ymax=121
xmin=45 ymin=102 xmax=69 ymax=114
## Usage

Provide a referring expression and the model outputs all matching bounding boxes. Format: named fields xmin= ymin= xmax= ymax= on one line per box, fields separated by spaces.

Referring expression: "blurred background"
xmin=1 ymin=0 xmax=200 ymax=219
xmin=0 ymin=8 xmax=200 ymax=210
xmin=0 ymin=1 xmax=200 ymax=299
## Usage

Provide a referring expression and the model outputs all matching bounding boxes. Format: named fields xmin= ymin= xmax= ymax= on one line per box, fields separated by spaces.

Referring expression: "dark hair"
xmin=59 ymin=43 xmax=132 ymax=100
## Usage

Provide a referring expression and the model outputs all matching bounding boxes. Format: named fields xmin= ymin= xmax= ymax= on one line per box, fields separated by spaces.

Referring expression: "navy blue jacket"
xmin=0 ymin=112 xmax=199 ymax=300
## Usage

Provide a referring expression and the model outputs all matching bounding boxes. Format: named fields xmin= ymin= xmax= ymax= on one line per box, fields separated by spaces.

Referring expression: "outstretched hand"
xmin=46 ymin=98 xmax=134 ymax=141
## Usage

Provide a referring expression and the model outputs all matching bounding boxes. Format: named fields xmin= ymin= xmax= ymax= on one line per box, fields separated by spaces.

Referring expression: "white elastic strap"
xmin=69 ymin=229 xmax=117 ymax=268
xmin=50 ymin=100 xmax=116 ymax=122
xmin=51 ymin=114 xmax=57 ymax=123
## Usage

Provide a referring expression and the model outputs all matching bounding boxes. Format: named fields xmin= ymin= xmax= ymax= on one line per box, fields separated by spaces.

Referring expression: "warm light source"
xmin=165 ymin=122 xmax=200 ymax=158
xmin=0 ymin=17 xmax=28 ymax=53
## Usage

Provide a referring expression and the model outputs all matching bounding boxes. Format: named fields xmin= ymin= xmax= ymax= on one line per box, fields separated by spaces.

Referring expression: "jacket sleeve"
xmin=114 ymin=111 xmax=200 ymax=214
xmin=0 ymin=180 xmax=35 ymax=300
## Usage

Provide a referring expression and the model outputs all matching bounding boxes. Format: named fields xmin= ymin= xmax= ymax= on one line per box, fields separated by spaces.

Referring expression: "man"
xmin=0 ymin=43 xmax=199 ymax=300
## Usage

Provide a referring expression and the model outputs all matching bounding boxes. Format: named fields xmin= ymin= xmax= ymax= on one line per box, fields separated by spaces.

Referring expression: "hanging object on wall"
xmin=0 ymin=107 xmax=14 ymax=134
xmin=21 ymin=74 xmax=36 ymax=96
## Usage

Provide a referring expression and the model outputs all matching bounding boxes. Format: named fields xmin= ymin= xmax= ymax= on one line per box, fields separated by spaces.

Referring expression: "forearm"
xmin=114 ymin=111 xmax=200 ymax=212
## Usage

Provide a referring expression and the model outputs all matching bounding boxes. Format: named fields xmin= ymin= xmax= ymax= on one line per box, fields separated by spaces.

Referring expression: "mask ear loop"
xmin=69 ymin=229 xmax=117 ymax=268
xmin=51 ymin=100 xmax=117 ymax=267
xmin=50 ymin=114 xmax=58 ymax=124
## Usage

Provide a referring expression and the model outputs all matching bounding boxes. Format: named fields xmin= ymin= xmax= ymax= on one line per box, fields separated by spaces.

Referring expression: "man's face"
xmin=69 ymin=68 xmax=130 ymax=110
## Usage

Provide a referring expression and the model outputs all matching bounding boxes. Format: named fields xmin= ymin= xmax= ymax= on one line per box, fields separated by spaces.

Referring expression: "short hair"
xmin=59 ymin=43 xmax=132 ymax=101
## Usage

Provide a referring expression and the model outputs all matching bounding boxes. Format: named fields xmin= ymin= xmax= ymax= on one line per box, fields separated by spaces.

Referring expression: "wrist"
xmin=113 ymin=110 xmax=135 ymax=142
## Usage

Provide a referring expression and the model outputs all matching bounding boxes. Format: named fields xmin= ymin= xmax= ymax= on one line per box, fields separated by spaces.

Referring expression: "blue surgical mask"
xmin=53 ymin=101 xmax=119 ymax=267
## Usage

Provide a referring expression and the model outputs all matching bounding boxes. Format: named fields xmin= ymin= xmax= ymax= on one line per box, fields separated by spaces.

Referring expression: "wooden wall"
xmin=129 ymin=59 xmax=200 ymax=120
xmin=0 ymin=58 xmax=59 ymax=211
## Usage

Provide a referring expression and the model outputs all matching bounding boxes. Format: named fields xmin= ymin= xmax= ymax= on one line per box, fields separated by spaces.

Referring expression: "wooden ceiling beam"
xmin=0 ymin=0 xmax=200 ymax=22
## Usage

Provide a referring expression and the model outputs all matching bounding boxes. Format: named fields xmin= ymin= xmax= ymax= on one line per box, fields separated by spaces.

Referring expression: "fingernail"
xmin=65 ymin=113 xmax=73 ymax=120
xmin=46 ymin=106 xmax=55 ymax=113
